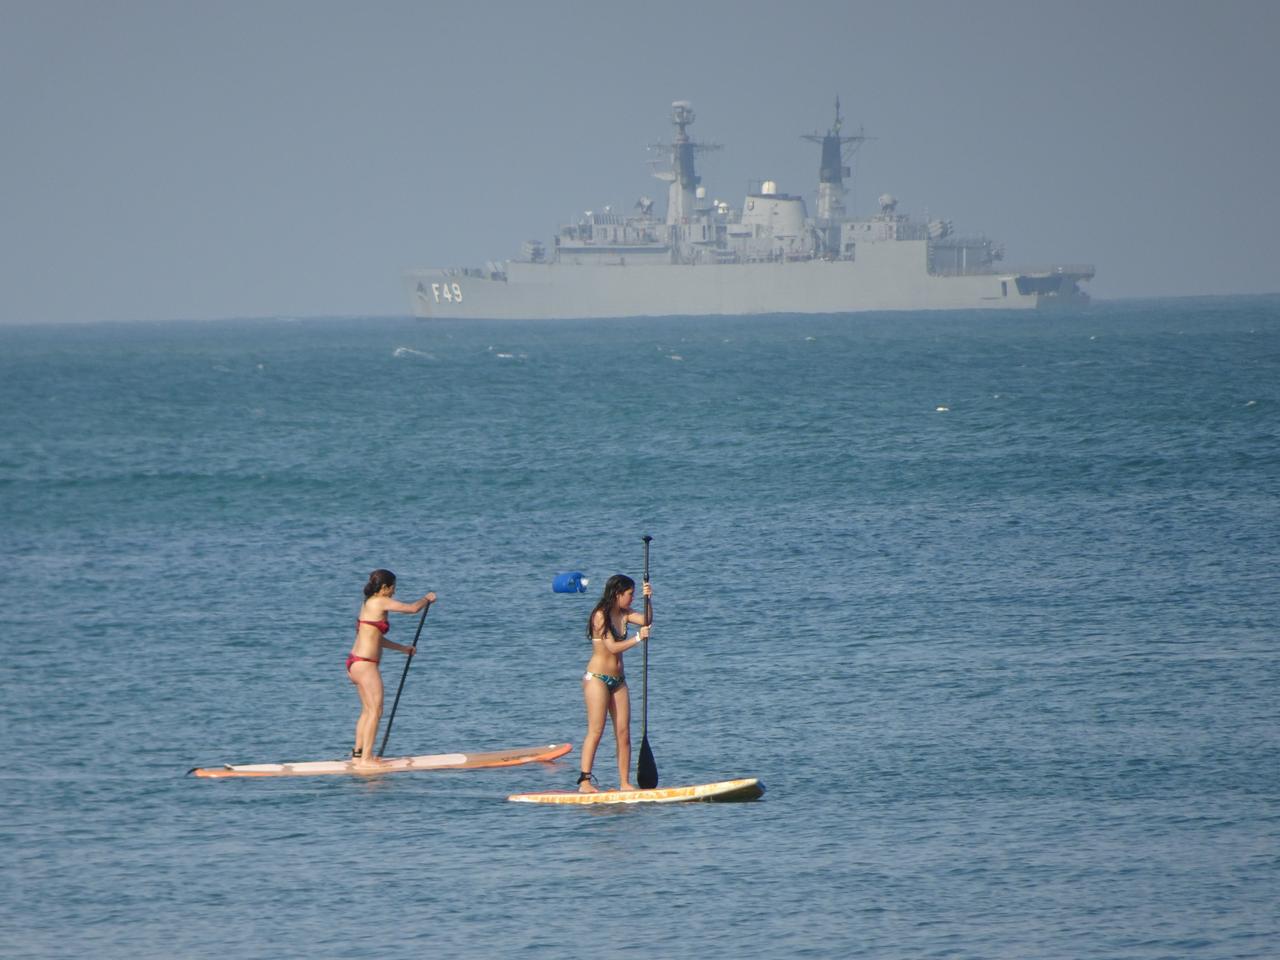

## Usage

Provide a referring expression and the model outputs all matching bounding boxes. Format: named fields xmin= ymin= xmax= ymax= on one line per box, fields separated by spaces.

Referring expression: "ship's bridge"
xmin=740 ymin=181 xmax=807 ymax=237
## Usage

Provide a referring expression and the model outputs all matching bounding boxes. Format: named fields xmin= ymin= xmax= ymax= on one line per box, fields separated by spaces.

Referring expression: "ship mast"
xmin=802 ymin=96 xmax=870 ymax=221
xmin=651 ymin=101 xmax=721 ymax=225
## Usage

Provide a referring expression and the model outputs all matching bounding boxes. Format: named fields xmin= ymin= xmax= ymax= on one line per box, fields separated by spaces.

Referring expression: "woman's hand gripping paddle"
xmin=636 ymin=535 xmax=659 ymax=789
xmin=377 ymin=599 xmax=432 ymax=759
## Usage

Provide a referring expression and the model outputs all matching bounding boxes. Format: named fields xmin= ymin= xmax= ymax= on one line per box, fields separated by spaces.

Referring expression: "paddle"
xmin=636 ymin=534 xmax=659 ymax=789
xmin=377 ymin=599 xmax=432 ymax=758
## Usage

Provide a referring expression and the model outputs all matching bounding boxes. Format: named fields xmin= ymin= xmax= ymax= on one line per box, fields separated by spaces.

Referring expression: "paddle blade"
xmin=637 ymin=735 xmax=658 ymax=789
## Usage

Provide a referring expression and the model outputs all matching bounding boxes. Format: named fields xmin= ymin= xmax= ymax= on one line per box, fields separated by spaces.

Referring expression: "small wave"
xmin=393 ymin=346 xmax=435 ymax=359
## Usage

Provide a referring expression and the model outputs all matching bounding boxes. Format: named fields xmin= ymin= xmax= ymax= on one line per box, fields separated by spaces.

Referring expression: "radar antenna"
xmin=649 ymin=100 xmax=722 ymax=225
xmin=802 ymin=96 xmax=872 ymax=220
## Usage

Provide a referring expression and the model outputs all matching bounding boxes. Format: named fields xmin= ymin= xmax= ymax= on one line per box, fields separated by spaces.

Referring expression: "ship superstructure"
xmin=406 ymin=100 xmax=1092 ymax=319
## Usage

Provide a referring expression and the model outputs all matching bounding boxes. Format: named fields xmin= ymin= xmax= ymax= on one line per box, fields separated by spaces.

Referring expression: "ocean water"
xmin=1 ymin=298 xmax=1277 ymax=959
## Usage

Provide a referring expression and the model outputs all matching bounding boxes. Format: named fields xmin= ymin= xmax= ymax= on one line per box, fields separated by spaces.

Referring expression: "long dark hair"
xmin=363 ymin=569 xmax=397 ymax=599
xmin=587 ymin=574 xmax=635 ymax=641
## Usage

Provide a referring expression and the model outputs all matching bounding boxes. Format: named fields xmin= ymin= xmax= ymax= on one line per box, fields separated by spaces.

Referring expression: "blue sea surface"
xmin=1 ymin=298 xmax=1277 ymax=958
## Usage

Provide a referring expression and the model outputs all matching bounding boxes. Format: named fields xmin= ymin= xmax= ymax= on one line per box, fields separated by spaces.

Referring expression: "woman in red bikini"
xmin=348 ymin=569 xmax=435 ymax=767
xmin=578 ymin=574 xmax=652 ymax=793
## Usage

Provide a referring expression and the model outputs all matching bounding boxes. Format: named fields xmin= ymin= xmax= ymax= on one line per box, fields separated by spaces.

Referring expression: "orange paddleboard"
xmin=190 ymin=742 xmax=572 ymax=778
xmin=508 ymin=777 xmax=764 ymax=805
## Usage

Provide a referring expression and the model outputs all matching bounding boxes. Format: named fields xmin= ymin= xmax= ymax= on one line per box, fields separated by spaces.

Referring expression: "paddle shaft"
xmin=637 ymin=535 xmax=658 ymax=788
xmin=377 ymin=599 xmax=431 ymax=758
xmin=642 ymin=535 xmax=651 ymax=733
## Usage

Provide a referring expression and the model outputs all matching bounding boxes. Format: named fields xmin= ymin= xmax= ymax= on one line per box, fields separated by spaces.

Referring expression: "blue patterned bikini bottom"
xmin=583 ymin=671 xmax=626 ymax=692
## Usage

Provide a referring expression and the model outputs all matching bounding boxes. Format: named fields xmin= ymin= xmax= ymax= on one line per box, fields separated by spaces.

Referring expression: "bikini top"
xmin=356 ymin=618 xmax=390 ymax=634
xmin=590 ymin=615 xmax=627 ymax=643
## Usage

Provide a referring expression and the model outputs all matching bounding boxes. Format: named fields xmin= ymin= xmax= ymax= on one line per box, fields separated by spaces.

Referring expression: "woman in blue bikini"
xmin=578 ymin=573 xmax=652 ymax=792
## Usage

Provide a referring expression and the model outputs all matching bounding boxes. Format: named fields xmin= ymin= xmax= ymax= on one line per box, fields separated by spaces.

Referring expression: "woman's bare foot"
xmin=619 ymin=781 xmax=638 ymax=792
xmin=577 ymin=773 xmax=598 ymax=793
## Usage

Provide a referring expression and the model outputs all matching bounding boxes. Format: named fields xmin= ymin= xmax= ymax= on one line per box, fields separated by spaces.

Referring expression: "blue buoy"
xmin=552 ymin=571 xmax=589 ymax=594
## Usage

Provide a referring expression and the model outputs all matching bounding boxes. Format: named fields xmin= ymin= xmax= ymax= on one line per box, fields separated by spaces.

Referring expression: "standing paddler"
xmin=347 ymin=569 xmax=436 ymax=768
xmin=577 ymin=574 xmax=652 ymax=792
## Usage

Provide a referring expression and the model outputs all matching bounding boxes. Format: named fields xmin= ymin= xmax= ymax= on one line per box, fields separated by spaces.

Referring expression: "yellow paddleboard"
xmin=508 ymin=777 xmax=764 ymax=805
xmin=190 ymin=742 xmax=572 ymax=778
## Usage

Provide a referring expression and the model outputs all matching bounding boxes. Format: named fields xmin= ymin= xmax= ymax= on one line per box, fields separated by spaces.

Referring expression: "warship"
xmin=406 ymin=100 xmax=1093 ymax=319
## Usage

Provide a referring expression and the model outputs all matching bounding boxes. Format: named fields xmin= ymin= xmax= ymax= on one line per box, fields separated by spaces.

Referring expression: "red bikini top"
xmin=356 ymin=618 xmax=390 ymax=634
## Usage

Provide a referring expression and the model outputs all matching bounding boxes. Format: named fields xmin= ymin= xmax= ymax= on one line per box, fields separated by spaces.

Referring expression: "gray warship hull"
xmin=407 ymin=246 xmax=1089 ymax=320
xmin=407 ymin=101 xmax=1092 ymax=320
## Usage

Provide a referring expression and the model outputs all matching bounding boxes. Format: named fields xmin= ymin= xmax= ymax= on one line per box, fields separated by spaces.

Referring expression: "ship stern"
xmin=1009 ymin=264 xmax=1095 ymax=305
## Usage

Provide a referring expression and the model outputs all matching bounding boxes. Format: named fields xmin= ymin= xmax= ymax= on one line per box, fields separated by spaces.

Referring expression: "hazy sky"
xmin=3 ymin=0 xmax=1278 ymax=324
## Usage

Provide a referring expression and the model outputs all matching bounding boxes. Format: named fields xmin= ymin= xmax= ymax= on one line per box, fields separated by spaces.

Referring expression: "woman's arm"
xmin=626 ymin=582 xmax=653 ymax=626
xmin=380 ymin=636 xmax=417 ymax=656
xmin=381 ymin=592 xmax=437 ymax=615
xmin=593 ymin=612 xmax=647 ymax=654
xmin=598 ymin=632 xmax=645 ymax=655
